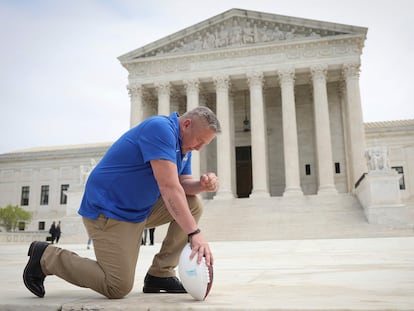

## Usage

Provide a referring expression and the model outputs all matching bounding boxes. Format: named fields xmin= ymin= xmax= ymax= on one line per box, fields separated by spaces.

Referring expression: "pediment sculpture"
xmin=140 ymin=17 xmax=346 ymax=58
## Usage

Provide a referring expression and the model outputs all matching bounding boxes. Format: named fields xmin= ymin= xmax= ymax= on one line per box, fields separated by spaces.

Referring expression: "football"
xmin=178 ymin=243 xmax=213 ymax=301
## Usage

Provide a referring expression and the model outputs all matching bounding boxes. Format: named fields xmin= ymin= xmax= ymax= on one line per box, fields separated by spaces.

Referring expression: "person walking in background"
xmin=55 ymin=221 xmax=61 ymax=244
xmin=141 ymin=229 xmax=148 ymax=245
xmin=48 ymin=221 xmax=57 ymax=244
xmin=141 ymin=228 xmax=156 ymax=246
xmin=87 ymin=238 xmax=92 ymax=250
xmin=148 ymin=228 xmax=155 ymax=245
xmin=23 ymin=106 xmax=221 ymax=299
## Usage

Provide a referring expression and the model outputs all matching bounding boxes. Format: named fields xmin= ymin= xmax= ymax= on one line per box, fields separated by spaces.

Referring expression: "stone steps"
xmin=195 ymin=193 xmax=414 ymax=241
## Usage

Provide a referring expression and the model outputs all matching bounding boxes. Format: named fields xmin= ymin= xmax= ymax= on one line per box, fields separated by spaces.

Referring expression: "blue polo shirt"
xmin=78 ymin=112 xmax=192 ymax=222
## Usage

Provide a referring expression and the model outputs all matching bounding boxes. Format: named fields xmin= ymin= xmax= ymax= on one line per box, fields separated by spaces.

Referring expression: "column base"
xmin=249 ymin=190 xmax=271 ymax=198
xmin=214 ymin=191 xmax=234 ymax=200
xmin=283 ymin=188 xmax=304 ymax=197
xmin=317 ymin=185 xmax=338 ymax=195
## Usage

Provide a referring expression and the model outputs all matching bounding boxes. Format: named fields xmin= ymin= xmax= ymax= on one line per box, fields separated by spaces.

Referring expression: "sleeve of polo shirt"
xmin=138 ymin=118 xmax=177 ymax=164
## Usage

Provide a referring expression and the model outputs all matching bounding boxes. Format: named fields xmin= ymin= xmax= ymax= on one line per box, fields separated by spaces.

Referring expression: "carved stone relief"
xmin=140 ymin=17 xmax=346 ymax=58
xmin=79 ymin=159 xmax=96 ymax=186
xmin=365 ymin=146 xmax=391 ymax=172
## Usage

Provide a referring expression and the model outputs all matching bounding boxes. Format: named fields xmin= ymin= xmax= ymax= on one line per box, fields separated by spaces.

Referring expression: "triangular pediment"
xmin=118 ymin=8 xmax=367 ymax=62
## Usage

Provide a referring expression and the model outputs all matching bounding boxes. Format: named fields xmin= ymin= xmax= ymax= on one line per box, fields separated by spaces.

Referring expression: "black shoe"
xmin=23 ymin=241 xmax=49 ymax=297
xmin=143 ymin=273 xmax=187 ymax=293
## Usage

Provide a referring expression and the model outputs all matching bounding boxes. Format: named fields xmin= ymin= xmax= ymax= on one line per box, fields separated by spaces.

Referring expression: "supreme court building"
xmin=118 ymin=8 xmax=368 ymax=198
xmin=1 ymin=9 xmax=413 ymax=237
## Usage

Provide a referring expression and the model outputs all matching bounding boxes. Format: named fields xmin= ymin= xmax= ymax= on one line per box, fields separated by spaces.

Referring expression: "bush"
xmin=0 ymin=204 xmax=32 ymax=232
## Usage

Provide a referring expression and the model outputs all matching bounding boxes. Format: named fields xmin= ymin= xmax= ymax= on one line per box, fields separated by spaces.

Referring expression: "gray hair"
xmin=182 ymin=106 xmax=221 ymax=133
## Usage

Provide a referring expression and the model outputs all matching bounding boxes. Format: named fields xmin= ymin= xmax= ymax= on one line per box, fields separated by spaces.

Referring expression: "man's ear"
xmin=183 ymin=119 xmax=192 ymax=129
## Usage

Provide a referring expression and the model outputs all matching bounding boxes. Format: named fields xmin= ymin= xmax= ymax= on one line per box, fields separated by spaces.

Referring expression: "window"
xmin=335 ymin=162 xmax=341 ymax=174
xmin=40 ymin=185 xmax=49 ymax=205
xmin=305 ymin=164 xmax=311 ymax=175
xmin=18 ymin=222 xmax=26 ymax=231
xmin=60 ymin=184 xmax=69 ymax=204
xmin=38 ymin=221 xmax=45 ymax=231
xmin=392 ymin=166 xmax=406 ymax=190
xmin=21 ymin=186 xmax=30 ymax=206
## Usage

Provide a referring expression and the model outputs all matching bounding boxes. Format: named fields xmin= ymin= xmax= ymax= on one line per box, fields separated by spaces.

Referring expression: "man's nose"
xmin=194 ymin=143 xmax=203 ymax=151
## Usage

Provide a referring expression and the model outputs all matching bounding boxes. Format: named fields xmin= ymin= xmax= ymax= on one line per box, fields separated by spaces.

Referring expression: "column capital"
xmin=310 ymin=64 xmax=328 ymax=82
xmin=127 ymin=83 xmax=142 ymax=98
xmin=214 ymin=75 xmax=231 ymax=92
xmin=155 ymin=81 xmax=171 ymax=96
xmin=247 ymin=71 xmax=264 ymax=88
xmin=342 ymin=63 xmax=360 ymax=80
xmin=184 ymin=78 xmax=200 ymax=94
xmin=277 ymin=68 xmax=295 ymax=85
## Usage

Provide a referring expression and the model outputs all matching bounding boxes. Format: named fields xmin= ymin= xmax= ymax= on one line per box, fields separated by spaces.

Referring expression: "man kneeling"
xmin=23 ymin=107 xmax=220 ymax=298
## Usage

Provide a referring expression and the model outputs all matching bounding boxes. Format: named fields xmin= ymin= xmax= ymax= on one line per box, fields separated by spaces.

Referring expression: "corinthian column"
xmin=214 ymin=75 xmax=234 ymax=199
xmin=311 ymin=65 xmax=337 ymax=194
xmin=184 ymin=79 xmax=201 ymax=180
xmin=247 ymin=72 xmax=270 ymax=198
xmin=156 ymin=81 xmax=171 ymax=116
xmin=127 ymin=83 xmax=144 ymax=128
xmin=278 ymin=68 xmax=303 ymax=196
xmin=342 ymin=63 xmax=367 ymax=188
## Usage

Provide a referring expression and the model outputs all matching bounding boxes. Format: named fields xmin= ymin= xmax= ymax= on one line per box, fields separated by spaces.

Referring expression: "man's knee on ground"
xmin=104 ymin=279 xmax=134 ymax=299
xmin=186 ymin=195 xmax=203 ymax=220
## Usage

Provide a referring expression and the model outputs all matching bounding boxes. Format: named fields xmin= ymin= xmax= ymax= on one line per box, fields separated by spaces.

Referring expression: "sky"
xmin=1 ymin=0 xmax=413 ymax=154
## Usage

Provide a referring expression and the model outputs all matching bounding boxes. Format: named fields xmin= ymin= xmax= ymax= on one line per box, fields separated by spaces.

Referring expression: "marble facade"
xmin=119 ymin=8 xmax=368 ymax=198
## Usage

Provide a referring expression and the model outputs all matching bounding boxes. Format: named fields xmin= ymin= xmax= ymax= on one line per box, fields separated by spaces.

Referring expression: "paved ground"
xmin=0 ymin=237 xmax=413 ymax=311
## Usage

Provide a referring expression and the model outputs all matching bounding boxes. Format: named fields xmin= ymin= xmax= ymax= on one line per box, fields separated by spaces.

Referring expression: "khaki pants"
xmin=41 ymin=195 xmax=203 ymax=298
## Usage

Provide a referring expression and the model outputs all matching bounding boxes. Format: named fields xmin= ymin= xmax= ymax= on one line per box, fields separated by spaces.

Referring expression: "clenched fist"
xmin=200 ymin=173 xmax=219 ymax=192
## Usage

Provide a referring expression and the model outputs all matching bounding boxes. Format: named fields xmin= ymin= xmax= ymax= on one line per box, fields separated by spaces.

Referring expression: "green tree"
xmin=0 ymin=204 xmax=32 ymax=232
